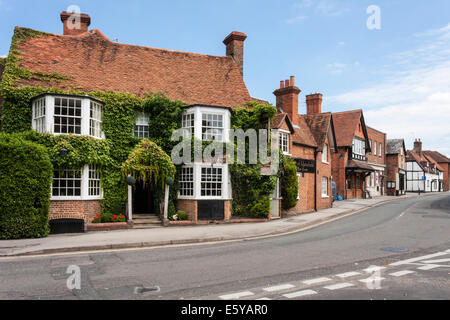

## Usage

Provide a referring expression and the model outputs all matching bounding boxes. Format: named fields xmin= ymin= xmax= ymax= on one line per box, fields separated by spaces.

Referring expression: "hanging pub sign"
xmin=294 ymin=158 xmax=315 ymax=173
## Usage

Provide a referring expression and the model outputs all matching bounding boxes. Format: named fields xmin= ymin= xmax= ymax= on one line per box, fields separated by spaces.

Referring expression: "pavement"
xmin=0 ymin=192 xmax=443 ymax=257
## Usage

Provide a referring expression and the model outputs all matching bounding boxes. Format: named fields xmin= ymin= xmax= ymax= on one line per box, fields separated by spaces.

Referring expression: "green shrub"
xmin=281 ymin=156 xmax=299 ymax=210
xmin=176 ymin=210 xmax=188 ymax=221
xmin=0 ymin=133 xmax=53 ymax=239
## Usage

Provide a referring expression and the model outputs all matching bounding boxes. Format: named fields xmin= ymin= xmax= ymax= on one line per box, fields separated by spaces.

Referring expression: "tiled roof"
xmin=302 ymin=112 xmax=332 ymax=150
xmin=12 ymin=27 xmax=251 ymax=107
xmin=251 ymin=97 xmax=270 ymax=105
xmin=423 ymin=153 xmax=445 ymax=172
xmin=406 ymin=150 xmax=425 ymax=170
xmin=423 ymin=150 xmax=450 ymax=163
xmin=292 ymin=115 xmax=318 ymax=148
xmin=332 ymin=109 xmax=363 ymax=147
xmin=272 ymin=113 xmax=294 ymax=133
xmin=386 ymin=139 xmax=405 ymax=155
xmin=346 ymin=159 xmax=375 ymax=171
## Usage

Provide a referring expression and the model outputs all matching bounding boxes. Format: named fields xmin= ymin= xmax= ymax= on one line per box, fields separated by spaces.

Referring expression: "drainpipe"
xmin=314 ymin=150 xmax=318 ymax=212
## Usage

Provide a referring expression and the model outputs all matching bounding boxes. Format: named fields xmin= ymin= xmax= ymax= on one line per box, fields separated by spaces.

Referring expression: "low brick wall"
xmin=87 ymin=222 xmax=129 ymax=231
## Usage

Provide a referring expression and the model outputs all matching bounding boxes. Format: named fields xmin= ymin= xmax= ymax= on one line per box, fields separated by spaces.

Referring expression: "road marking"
xmin=359 ymin=276 xmax=385 ymax=283
xmin=389 ymin=270 xmax=415 ymax=277
xmin=417 ymin=264 xmax=441 ymax=270
xmin=363 ymin=266 xmax=386 ymax=273
xmin=219 ymin=291 xmax=254 ymax=300
xmin=335 ymin=271 xmax=361 ymax=278
xmin=283 ymin=290 xmax=317 ymax=298
xmin=389 ymin=251 xmax=448 ymax=266
xmin=421 ymin=258 xmax=450 ymax=264
xmin=263 ymin=284 xmax=295 ymax=292
xmin=323 ymin=283 xmax=354 ymax=290
xmin=256 ymin=297 xmax=271 ymax=300
xmin=395 ymin=211 xmax=407 ymax=220
xmin=302 ymin=277 xmax=332 ymax=285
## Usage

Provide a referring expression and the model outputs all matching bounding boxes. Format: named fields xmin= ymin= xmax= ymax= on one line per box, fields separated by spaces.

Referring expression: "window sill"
xmin=321 ymin=195 xmax=329 ymax=198
xmin=51 ymin=196 xmax=103 ymax=201
xmin=322 ymin=161 xmax=329 ymax=165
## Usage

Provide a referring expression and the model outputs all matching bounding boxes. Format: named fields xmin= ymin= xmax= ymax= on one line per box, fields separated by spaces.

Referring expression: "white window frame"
xmin=90 ymin=100 xmax=103 ymax=139
xmin=322 ymin=143 xmax=328 ymax=163
xmin=200 ymin=166 xmax=223 ymax=197
xmin=181 ymin=112 xmax=195 ymax=137
xmin=134 ymin=111 xmax=150 ymax=139
xmin=297 ymin=172 xmax=301 ymax=200
xmin=31 ymin=94 xmax=104 ymax=139
xmin=201 ymin=113 xmax=224 ymax=142
xmin=379 ymin=143 xmax=382 ymax=158
xmin=279 ymin=130 xmax=290 ymax=155
xmin=32 ymin=97 xmax=46 ymax=133
xmin=373 ymin=141 xmax=377 ymax=156
xmin=178 ymin=166 xmax=194 ymax=197
xmin=51 ymin=164 xmax=103 ymax=200
xmin=352 ymin=138 xmax=365 ymax=156
xmin=321 ymin=177 xmax=329 ymax=197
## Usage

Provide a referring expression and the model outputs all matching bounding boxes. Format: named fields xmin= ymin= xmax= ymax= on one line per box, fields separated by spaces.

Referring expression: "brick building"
xmin=423 ymin=150 xmax=450 ymax=192
xmin=0 ymin=11 xmax=265 ymax=226
xmin=272 ymin=78 xmax=337 ymax=214
xmin=331 ymin=110 xmax=374 ymax=199
xmin=386 ymin=139 xmax=407 ymax=196
xmin=365 ymin=126 xmax=387 ymax=196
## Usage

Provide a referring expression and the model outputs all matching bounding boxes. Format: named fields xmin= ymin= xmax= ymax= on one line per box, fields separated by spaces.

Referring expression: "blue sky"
xmin=1 ymin=0 xmax=449 ymax=155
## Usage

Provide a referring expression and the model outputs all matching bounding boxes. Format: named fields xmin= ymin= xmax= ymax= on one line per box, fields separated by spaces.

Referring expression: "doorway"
xmin=133 ymin=180 xmax=155 ymax=214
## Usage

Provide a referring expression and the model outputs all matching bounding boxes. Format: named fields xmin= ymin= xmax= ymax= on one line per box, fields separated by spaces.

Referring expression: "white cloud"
xmin=287 ymin=0 xmax=349 ymax=24
xmin=285 ymin=15 xmax=308 ymax=24
xmin=337 ymin=41 xmax=346 ymax=46
xmin=329 ymin=23 xmax=450 ymax=155
xmin=0 ymin=54 xmax=7 ymax=58
xmin=326 ymin=62 xmax=347 ymax=74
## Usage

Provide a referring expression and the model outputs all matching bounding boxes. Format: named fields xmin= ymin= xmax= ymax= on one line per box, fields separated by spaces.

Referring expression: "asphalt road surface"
xmin=0 ymin=193 xmax=449 ymax=300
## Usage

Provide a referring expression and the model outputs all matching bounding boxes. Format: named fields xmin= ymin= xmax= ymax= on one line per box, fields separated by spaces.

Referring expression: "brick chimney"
xmin=60 ymin=11 xmax=91 ymax=36
xmin=413 ymin=138 xmax=422 ymax=155
xmin=273 ymin=76 xmax=301 ymax=126
xmin=306 ymin=93 xmax=323 ymax=114
xmin=223 ymin=31 xmax=247 ymax=76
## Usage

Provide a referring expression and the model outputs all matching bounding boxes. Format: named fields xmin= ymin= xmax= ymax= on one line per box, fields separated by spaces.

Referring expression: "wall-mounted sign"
xmin=294 ymin=158 xmax=315 ymax=174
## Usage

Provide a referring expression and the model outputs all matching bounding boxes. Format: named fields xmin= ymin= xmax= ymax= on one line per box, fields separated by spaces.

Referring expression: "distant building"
xmin=423 ymin=150 xmax=450 ymax=192
xmin=386 ymin=139 xmax=407 ymax=196
xmin=366 ymin=126 xmax=387 ymax=196
xmin=406 ymin=139 xmax=443 ymax=192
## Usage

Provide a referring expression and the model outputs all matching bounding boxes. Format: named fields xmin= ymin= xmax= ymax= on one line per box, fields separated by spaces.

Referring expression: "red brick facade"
xmin=176 ymin=199 xmax=232 ymax=223
xmin=49 ymin=200 xmax=101 ymax=229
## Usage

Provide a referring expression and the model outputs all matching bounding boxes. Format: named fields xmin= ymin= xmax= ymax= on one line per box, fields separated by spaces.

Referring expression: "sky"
xmin=1 ymin=0 xmax=449 ymax=155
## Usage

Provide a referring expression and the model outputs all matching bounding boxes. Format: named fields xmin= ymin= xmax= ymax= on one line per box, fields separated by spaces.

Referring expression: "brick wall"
xmin=176 ymin=199 xmax=231 ymax=222
xmin=331 ymin=147 xmax=349 ymax=199
xmin=316 ymin=137 xmax=332 ymax=210
xmin=49 ymin=200 xmax=101 ymax=228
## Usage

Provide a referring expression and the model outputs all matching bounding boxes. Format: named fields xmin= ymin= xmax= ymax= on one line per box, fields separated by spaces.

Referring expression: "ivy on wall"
xmin=0 ymin=27 xmax=300 ymax=221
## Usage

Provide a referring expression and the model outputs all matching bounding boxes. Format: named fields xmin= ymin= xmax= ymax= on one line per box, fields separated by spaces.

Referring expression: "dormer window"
xmin=134 ymin=112 xmax=150 ymax=138
xmin=31 ymin=94 xmax=104 ymax=139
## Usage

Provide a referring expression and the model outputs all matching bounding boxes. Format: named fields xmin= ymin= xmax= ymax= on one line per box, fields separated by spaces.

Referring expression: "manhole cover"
xmin=381 ymin=247 xmax=408 ymax=252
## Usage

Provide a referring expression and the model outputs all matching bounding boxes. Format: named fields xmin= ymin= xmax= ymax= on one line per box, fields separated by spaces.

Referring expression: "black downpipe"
xmin=314 ymin=150 xmax=318 ymax=212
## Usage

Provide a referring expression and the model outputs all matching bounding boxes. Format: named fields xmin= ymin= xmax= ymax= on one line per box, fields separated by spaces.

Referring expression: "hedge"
xmin=0 ymin=133 xmax=53 ymax=239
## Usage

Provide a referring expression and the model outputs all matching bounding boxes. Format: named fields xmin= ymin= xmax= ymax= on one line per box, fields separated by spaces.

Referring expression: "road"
xmin=0 ymin=193 xmax=449 ymax=300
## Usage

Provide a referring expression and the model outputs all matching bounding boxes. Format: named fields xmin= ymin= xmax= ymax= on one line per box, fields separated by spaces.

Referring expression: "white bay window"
xmin=52 ymin=165 xmax=102 ymax=200
xmin=31 ymin=94 xmax=104 ymax=139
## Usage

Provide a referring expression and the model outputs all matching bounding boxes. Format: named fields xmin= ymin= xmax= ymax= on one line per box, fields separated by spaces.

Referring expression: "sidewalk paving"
xmin=0 ymin=192 xmax=445 ymax=257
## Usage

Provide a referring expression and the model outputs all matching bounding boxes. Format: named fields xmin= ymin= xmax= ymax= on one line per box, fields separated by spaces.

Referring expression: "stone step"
xmin=133 ymin=219 xmax=161 ymax=225
xmin=133 ymin=214 xmax=159 ymax=219
xmin=132 ymin=223 xmax=163 ymax=229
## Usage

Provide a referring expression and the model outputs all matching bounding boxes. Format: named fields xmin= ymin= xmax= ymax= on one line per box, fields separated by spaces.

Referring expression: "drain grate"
xmin=381 ymin=247 xmax=408 ymax=252
xmin=134 ymin=286 xmax=160 ymax=294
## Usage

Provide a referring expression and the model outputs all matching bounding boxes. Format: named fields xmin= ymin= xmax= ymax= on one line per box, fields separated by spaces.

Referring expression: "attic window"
xmin=31 ymin=94 xmax=104 ymax=139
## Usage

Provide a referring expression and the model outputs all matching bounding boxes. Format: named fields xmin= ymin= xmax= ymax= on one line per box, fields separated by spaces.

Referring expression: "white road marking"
xmin=359 ymin=276 xmax=385 ymax=283
xmin=389 ymin=270 xmax=415 ymax=277
xmin=256 ymin=297 xmax=271 ymax=300
xmin=395 ymin=211 xmax=407 ymax=220
xmin=302 ymin=277 xmax=332 ymax=285
xmin=389 ymin=251 xmax=448 ymax=266
xmin=323 ymin=283 xmax=355 ymax=290
xmin=263 ymin=284 xmax=295 ymax=292
xmin=335 ymin=271 xmax=361 ymax=278
xmin=417 ymin=264 xmax=441 ymax=270
xmin=421 ymin=258 xmax=450 ymax=264
xmin=363 ymin=266 xmax=386 ymax=273
xmin=219 ymin=291 xmax=254 ymax=300
xmin=283 ymin=290 xmax=317 ymax=298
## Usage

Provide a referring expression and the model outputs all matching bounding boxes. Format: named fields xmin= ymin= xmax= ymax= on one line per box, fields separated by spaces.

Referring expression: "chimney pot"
xmin=273 ymin=75 xmax=301 ymax=125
